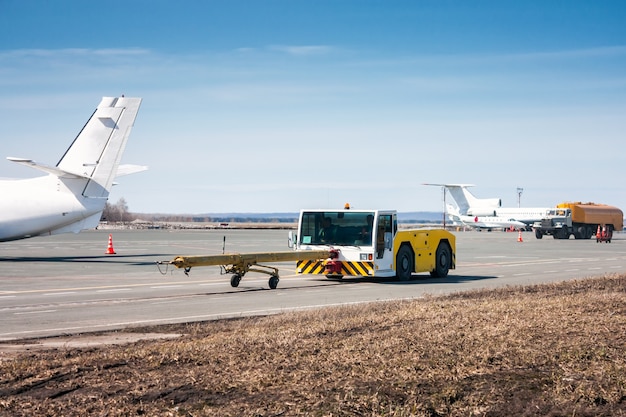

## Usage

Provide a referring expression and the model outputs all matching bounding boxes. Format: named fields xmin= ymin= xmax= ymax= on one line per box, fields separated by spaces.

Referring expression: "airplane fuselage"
xmin=454 ymin=214 xmax=526 ymax=230
xmin=493 ymin=207 xmax=551 ymax=225
xmin=0 ymin=176 xmax=105 ymax=241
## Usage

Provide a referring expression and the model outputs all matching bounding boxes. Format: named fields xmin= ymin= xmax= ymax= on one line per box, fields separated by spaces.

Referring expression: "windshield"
xmin=299 ymin=211 xmax=375 ymax=246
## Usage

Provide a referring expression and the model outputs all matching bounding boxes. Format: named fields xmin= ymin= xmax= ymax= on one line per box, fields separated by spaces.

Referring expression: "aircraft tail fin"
xmin=423 ymin=183 xmax=501 ymax=216
xmin=56 ymin=97 xmax=142 ymax=198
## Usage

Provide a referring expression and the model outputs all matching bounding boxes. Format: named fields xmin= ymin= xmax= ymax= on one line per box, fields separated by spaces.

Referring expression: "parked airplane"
xmin=424 ymin=183 xmax=551 ymax=227
xmin=446 ymin=204 xmax=527 ymax=231
xmin=0 ymin=96 xmax=144 ymax=242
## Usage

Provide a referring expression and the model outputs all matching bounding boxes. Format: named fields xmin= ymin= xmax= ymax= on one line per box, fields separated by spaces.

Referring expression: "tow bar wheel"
xmin=269 ymin=275 xmax=279 ymax=290
xmin=230 ymin=274 xmax=242 ymax=288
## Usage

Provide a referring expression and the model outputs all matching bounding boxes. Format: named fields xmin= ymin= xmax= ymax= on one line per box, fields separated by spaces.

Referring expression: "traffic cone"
xmin=596 ymin=225 xmax=601 ymax=239
xmin=105 ymin=234 xmax=116 ymax=254
xmin=517 ymin=229 xmax=523 ymax=242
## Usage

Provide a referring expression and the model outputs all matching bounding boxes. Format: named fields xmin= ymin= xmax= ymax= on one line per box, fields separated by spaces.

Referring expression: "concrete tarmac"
xmin=1 ymin=228 xmax=625 ymax=341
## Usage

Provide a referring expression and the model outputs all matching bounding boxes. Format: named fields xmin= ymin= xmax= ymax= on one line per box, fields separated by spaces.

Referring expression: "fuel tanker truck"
xmin=533 ymin=202 xmax=623 ymax=241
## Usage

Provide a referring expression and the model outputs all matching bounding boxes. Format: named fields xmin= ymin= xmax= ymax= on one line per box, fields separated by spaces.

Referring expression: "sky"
xmin=1 ymin=1 xmax=625 ymax=214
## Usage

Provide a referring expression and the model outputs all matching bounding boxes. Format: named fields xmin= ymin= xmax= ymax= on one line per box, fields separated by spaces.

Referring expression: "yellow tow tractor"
xmin=158 ymin=206 xmax=456 ymax=289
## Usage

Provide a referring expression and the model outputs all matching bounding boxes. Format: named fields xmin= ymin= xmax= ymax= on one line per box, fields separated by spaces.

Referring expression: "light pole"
xmin=517 ymin=187 xmax=524 ymax=208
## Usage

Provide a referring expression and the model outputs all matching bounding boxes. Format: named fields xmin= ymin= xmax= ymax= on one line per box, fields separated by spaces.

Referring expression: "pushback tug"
xmin=158 ymin=205 xmax=456 ymax=289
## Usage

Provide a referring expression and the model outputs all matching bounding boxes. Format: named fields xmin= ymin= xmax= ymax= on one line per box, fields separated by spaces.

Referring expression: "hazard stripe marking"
xmin=296 ymin=261 xmax=374 ymax=276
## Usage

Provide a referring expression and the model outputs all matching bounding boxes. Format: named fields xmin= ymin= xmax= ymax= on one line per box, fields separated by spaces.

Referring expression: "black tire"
xmin=269 ymin=275 xmax=279 ymax=290
xmin=535 ymin=229 xmax=543 ymax=239
xmin=430 ymin=243 xmax=451 ymax=278
xmin=230 ymin=274 xmax=241 ymax=288
xmin=395 ymin=245 xmax=413 ymax=281
xmin=560 ymin=226 xmax=569 ymax=239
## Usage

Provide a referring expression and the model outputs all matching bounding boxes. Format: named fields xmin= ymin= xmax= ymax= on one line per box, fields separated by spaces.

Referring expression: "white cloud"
xmin=269 ymin=45 xmax=336 ymax=56
xmin=0 ymin=47 xmax=151 ymax=59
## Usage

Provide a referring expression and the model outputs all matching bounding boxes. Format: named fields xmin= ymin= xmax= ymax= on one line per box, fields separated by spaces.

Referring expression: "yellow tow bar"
xmin=157 ymin=250 xmax=332 ymax=289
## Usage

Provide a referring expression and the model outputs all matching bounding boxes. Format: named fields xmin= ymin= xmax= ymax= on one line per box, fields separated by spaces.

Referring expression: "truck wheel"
xmin=535 ymin=229 xmax=543 ymax=239
xmin=560 ymin=226 xmax=569 ymax=239
xmin=395 ymin=245 xmax=413 ymax=281
xmin=430 ymin=243 xmax=451 ymax=278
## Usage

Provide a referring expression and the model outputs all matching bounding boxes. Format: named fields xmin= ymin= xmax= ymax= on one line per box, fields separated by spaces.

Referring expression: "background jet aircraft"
xmin=424 ymin=183 xmax=552 ymax=228
xmin=0 ymin=96 xmax=144 ymax=242
xmin=446 ymin=204 xmax=527 ymax=231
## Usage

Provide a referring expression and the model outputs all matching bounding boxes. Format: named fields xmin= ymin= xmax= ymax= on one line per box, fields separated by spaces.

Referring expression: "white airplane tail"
xmin=57 ymin=96 xmax=142 ymax=197
xmin=445 ymin=203 xmax=462 ymax=224
xmin=9 ymin=97 xmax=142 ymax=198
xmin=424 ymin=183 xmax=501 ymax=216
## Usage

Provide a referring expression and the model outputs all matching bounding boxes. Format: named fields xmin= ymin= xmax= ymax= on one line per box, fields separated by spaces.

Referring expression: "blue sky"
xmin=1 ymin=1 xmax=625 ymax=214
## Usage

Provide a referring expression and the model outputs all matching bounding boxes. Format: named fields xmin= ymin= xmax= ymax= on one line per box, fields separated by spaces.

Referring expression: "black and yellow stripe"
xmin=296 ymin=260 xmax=374 ymax=276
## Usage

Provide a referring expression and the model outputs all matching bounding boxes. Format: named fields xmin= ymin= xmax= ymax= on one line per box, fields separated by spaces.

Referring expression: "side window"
xmin=299 ymin=213 xmax=322 ymax=244
xmin=376 ymin=214 xmax=393 ymax=258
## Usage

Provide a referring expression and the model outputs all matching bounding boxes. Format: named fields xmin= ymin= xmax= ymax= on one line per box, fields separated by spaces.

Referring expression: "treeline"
xmin=100 ymin=198 xmax=298 ymax=223
xmin=101 ymin=198 xmax=443 ymax=224
xmin=133 ymin=214 xmax=297 ymax=223
xmin=101 ymin=198 xmax=133 ymax=222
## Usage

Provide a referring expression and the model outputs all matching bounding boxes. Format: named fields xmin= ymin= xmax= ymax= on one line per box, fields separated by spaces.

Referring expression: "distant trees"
xmin=101 ymin=197 xmax=132 ymax=222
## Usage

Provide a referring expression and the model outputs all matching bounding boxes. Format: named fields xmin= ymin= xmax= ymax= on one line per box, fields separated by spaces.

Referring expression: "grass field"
xmin=1 ymin=274 xmax=625 ymax=416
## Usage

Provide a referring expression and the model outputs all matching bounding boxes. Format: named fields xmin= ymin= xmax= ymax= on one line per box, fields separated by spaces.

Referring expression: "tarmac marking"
xmin=151 ymin=285 xmax=183 ymax=289
xmin=96 ymin=288 xmax=133 ymax=293
xmin=1 ymin=280 xmax=221 ymax=295
xmin=14 ymin=310 xmax=57 ymax=316
xmin=150 ymin=300 xmax=180 ymax=305
xmin=44 ymin=292 xmax=77 ymax=296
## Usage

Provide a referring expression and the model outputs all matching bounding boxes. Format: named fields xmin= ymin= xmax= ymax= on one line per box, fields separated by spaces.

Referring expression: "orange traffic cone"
xmin=596 ymin=225 xmax=601 ymax=239
xmin=517 ymin=229 xmax=523 ymax=242
xmin=105 ymin=234 xmax=116 ymax=254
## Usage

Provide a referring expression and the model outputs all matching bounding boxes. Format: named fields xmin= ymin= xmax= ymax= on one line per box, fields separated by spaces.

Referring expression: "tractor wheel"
xmin=430 ymin=243 xmax=451 ymax=278
xmin=395 ymin=245 xmax=413 ymax=281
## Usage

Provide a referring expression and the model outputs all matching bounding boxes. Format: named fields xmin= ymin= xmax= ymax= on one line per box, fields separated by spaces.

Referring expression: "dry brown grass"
xmin=1 ymin=274 xmax=625 ymax=416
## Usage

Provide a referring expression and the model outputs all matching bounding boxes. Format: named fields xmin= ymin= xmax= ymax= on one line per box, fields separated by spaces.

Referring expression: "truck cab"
xmin=533 ymin=208 xmax=572 ymax=239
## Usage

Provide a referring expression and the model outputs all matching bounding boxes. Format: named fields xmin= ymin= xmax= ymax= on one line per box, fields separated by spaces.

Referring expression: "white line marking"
xmin=15 ymin=310 xmax=57 ymax=316
xmin=44 ymin=292 xmax=77 ymax=296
